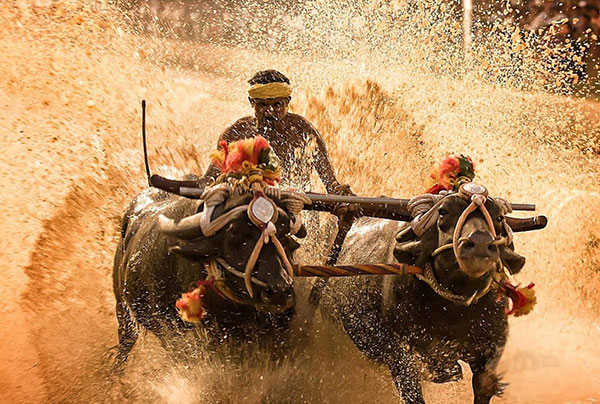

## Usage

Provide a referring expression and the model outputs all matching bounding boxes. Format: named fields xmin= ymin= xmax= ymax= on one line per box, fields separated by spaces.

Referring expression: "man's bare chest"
xmin=260 ymin=128 xmax=313 ymax=159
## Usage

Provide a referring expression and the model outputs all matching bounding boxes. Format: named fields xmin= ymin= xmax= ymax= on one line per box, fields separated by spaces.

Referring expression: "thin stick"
xmin=141 ymin=100 xmax=151 ymax=186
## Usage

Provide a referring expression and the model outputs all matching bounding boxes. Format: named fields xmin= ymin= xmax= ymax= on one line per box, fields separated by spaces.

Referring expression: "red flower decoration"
xmin=176 ymin=285 xmax=206 ymax=323
xmin=209 ymin=136 xmax=281 ymax=184
xmin=496 ymin=282 xmax=537 ymax=317
xmin=426 ymin=155 xmax=475 ymax=194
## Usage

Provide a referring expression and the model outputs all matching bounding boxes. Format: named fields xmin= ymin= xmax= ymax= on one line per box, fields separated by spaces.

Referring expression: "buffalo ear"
xmin=294 ymin=224 xmax=307 ymax=239
xmin=287 ymin=236 xmax=301 ymax=251
xmin=501 ymin=247 xmax=526 ymax=274
xmin=394 ymin=240 xmax=422 ymax=265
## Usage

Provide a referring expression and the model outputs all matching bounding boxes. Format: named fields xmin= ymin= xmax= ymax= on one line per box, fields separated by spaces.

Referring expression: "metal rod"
xmin=141 ymin=100 xmax=151 ymax=186
xmin=146 ymin=175 xmax=541 ymax=228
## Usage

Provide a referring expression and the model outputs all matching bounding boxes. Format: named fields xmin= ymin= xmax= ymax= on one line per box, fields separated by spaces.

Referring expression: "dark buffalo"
xmin=112 ymin=183 xmax=307 ymax=367
xmin=320 ymin=184 xmax=527 ymax=404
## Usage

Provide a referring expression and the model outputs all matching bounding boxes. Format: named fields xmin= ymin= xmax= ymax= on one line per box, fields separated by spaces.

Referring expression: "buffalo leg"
xmin=470 ymin=356 xmax=506 ymax=404
xmin=388 ymin=349 xmax=426 ymax=404
xmin=113 ymin=301 xmax=138 ymax=370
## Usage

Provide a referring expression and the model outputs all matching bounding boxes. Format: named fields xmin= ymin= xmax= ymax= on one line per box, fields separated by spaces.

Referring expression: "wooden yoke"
xmin=148 ymin=174 xmax=546 ymax=232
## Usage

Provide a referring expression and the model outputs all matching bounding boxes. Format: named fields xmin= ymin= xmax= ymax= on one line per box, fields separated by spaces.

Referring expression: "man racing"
xmin=204 ymin=69 xmax=352 ymax=196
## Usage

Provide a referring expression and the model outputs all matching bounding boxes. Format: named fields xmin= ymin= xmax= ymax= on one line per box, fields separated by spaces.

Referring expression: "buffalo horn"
xmin=157 ymin=212 xmax=205 ymax=239
xmin=394 ymin=240 xmax=423 ymax=265
xmin=500 ymin=247 xmax=526 ymax=275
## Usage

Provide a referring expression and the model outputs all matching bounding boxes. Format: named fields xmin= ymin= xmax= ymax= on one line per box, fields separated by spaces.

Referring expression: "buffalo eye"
xmin=438 ymin=208 xmax=449 ymax=216
xmin=277 ymin=220 xmax=289 ymax=235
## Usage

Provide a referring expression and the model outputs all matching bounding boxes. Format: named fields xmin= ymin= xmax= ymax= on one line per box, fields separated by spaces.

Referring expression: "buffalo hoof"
xmin=494 ymin=377 xmax=508 ymax=397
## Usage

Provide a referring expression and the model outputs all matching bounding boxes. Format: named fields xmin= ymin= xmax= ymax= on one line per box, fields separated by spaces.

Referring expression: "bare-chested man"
xmin=204 ymin=69 xmax=352 ymax=196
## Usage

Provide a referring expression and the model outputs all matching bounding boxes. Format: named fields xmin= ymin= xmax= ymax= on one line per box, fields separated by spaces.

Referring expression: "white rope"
xmin=416 ymin=261 xmax=495 ymax=306
xmin=199 ymin=183 xmax=241 ymax=237
xmin=264 ymin=185 xmax=311 ymax=236
xmin=491 ymin=196 xmax=514 ymax=246
xmin=410 ymin=196 xmax=445 ymax=237
xmin=161 ymin=181 xmax=312 ymax=299
xmin=492 ymin=196 xmax=513 ymax=216
xmin=416 ymin=192 xmax=508 ymax=305
xmin=189 ymin=183 xmax=311 ymax=238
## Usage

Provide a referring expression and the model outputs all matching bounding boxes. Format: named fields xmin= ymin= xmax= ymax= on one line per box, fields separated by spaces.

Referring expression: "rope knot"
xmin=472 ymin=194 xmax=486 ymax=206
xmin=264 ymin=221 xmax=276 ymax=243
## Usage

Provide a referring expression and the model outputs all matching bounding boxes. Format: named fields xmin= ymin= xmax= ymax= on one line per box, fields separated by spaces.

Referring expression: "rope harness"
xmin=160 ymin=178 xmax=311 ymax=301
xmin=295 ymin=263 xmax=423 ymax=277
xmin=412 ymin=183 xmax=512 ymax=306
xmin=172 ymin=180 xmax=535 ymax=322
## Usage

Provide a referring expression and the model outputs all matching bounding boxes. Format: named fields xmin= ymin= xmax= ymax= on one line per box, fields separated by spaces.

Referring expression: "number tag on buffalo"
xmin=250 ymin=196 xmax=275 ymax=224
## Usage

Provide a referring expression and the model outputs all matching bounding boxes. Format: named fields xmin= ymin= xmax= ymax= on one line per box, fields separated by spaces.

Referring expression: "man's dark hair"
xmin=248 ymin=70 xmax=290 ymax=85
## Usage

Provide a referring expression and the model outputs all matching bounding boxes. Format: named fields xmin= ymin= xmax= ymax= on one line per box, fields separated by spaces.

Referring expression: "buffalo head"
xmin=395 ymin=183 xmax=525 ymax=304
xmin=158 ymin=184 xmax=309 ymax=312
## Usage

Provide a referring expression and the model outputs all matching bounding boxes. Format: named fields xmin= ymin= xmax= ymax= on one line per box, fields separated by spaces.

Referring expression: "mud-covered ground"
xmin=1 ymin=1 xmax=600 ymax=403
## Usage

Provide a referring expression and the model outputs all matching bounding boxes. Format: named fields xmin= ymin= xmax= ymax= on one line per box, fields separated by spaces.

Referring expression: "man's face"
xmin=250 ymin=97 xmax=290 ymax=126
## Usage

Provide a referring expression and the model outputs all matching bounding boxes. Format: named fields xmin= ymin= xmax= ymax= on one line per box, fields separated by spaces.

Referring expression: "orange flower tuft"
xmin=425 ymin=154 xmax=475 ymax=194
xmin=497 ymin=282 xmax=537 ymax=317
xmin=176 ymin=285 xmax=206 ymax=323
xmin=436 ymin=156 xmax=460 ymax=188
xmin=208 ymin=136 xmax=281 ymax=184
xmin=210 ymin=136 xmax=271 ymax=174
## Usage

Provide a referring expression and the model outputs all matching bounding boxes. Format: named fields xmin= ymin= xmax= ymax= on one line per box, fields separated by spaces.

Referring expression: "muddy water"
xmin=1 ymin=1 xmax=599 ymax=403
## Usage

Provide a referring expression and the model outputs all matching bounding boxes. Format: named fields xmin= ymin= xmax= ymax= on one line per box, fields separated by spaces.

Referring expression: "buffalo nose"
xmin=260 ymin=287 xmax=294 ymax=307
xmin=460 ymin=231 xmax=498 ymax=258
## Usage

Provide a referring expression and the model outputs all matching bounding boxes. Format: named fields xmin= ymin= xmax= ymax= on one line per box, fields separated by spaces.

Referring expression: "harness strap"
xmin=201 ymin=205 xmax=248 ymax=237
xmin=242 ymin=224 xmax=294 ymax=298
xmin=244 ymin=231 xmax=265 ymax=298
xmin=213 ymin=258 xmax=268 ymax=288
xmin=416 ymin=261 xmax=495 ymax=306
xmin=417 ymin=187 xmax=507 ymax=305
xmin=207 ymin=261 xmax=252 ymax=306
xmin=271 ymin=233 xmax=295 ymax=279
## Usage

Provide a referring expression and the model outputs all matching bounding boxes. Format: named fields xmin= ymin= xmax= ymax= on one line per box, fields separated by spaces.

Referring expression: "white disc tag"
xmin=250 ymin=196 xmax=275 ymax=224
xmin=460 ymin=182 xmax=488 ymax=199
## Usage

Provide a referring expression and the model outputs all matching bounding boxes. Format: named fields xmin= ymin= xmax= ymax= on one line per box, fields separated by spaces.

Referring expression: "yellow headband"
xmin=247 ymin=82 xmax=292 ymax=99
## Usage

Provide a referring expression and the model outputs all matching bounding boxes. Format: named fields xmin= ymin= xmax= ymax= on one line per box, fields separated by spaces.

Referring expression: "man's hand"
xmin=330 ymin=181 xmax=354 ymax=196
xmin=330 ymin=181 xmax=360 ymax=217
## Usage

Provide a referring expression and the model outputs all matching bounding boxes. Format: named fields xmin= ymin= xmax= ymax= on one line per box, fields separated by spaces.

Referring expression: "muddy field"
xmin=1 ymin=1 xmax=600 ymax=403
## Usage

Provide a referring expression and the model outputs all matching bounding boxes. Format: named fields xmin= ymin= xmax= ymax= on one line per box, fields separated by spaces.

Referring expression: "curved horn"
xmin=408 ymin=194 xmax=444 ymax=217
xmin=501 ymin=247 xmax=526 ymax=275
xmin=394 ymin=240 xmax=423 ymax=265
xmin=157 ymin=210 xmax=207 ymax=240
xmin=505 ymin=215 xmax=548 ymax=233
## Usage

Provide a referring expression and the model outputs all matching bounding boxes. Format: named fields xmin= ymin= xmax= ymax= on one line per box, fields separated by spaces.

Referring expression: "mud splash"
xmin=1 ymin=0 xmax=599 ymax=403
